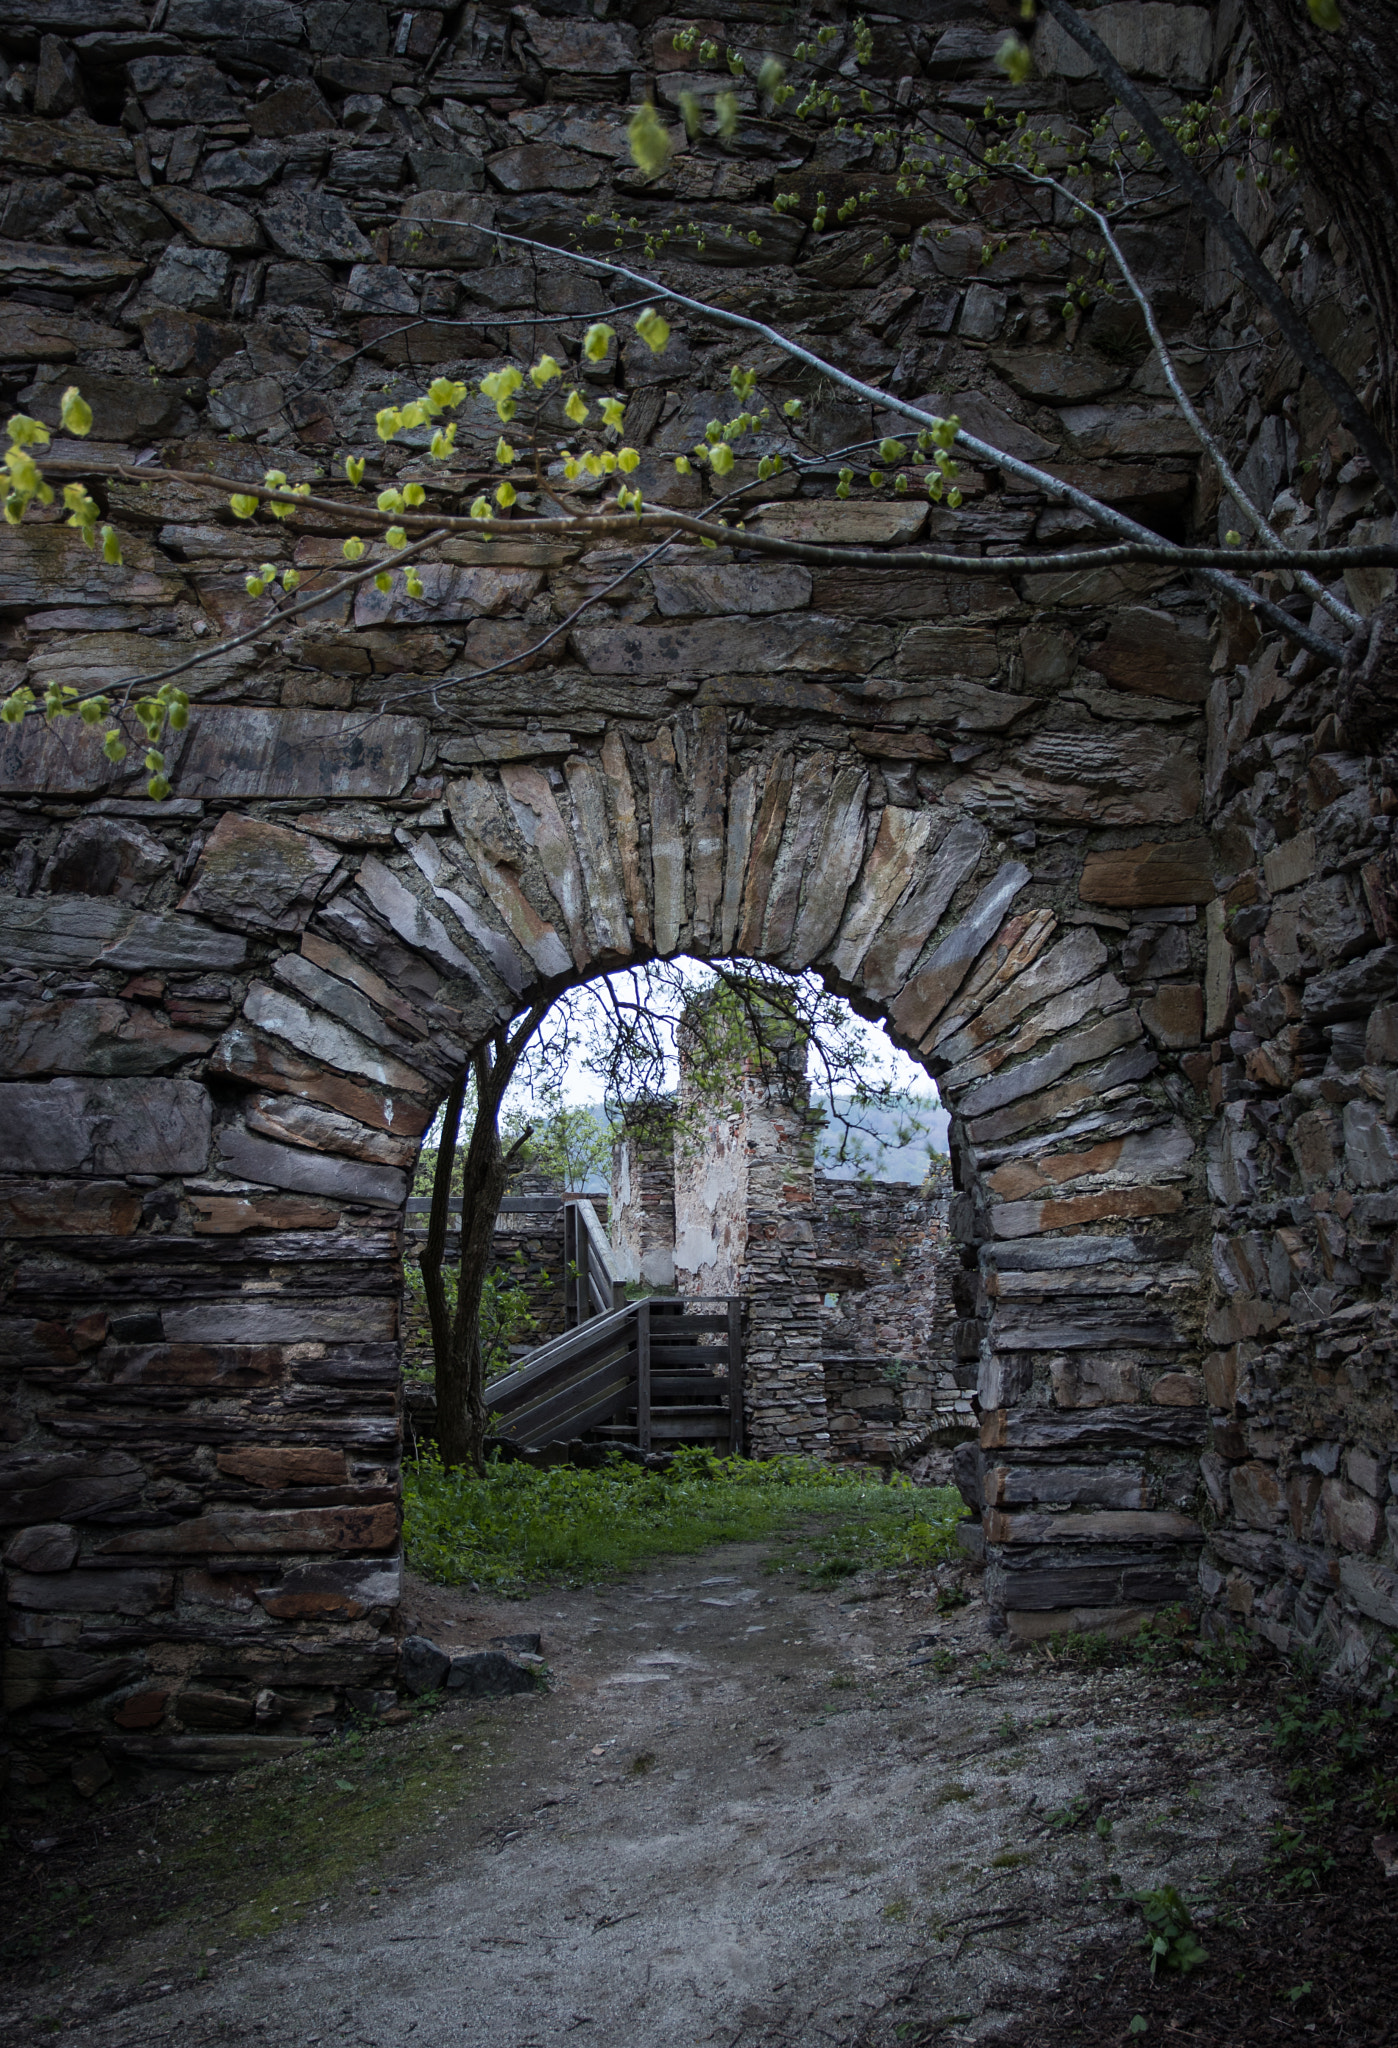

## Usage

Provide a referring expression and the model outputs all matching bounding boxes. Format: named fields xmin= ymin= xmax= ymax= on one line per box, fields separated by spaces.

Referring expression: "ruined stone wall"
xmin=816 ymin=1168 xmax=972 ymax=1463
xmin=1 ymin=0 xmax=1394 ymax=1798
xmin=609 ymin=1105 xmax=677 ymax=1290
xmin=400 ymin=1214 xmax=566 ymax=1378
xmin=1186 ymin=12 xmax=1398 ymax=1684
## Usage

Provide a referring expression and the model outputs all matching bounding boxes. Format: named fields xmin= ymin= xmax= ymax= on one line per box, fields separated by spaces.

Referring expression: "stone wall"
xmin=0 ymin=0 xmax=1394 ymax=1797
xmin=1187 ymin=6 xmax=1398 ymax=1681
xmin=816 ymin=1168 xmax=972 ymax=1464
xmin=610 ymin=1103 xmax=676 ymax=1290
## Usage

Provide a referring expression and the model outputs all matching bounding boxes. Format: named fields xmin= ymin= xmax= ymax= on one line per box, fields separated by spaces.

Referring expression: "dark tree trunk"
xmin=1245 ymin=0 xmax=1398 ymax=456
xmin=434 ymin=1009 xmax=546 ymax=1474
xmin=420 ymin=1064 xmax=465 ymax=1396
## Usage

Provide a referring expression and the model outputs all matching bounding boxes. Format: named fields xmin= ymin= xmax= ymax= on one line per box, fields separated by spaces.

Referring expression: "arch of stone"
xmin=1 ymin=680 xmax=1211 ymax=1768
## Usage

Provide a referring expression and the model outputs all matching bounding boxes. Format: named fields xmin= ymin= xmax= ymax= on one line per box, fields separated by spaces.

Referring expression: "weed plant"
xmin=404 ymin=1445 xmax=966 ymax=1593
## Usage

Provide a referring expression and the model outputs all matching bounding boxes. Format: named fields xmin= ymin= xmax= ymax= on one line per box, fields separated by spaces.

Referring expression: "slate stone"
xmin=0 ymin=1077 xmax=212 ymax=1176
xmin=28 ymin=367 xmax=187 ymax=441
xmin=408 ymin=148 xmax=484 ymax=193
xmin=35 ymin=37 xmax=82 ymax=118
xmin=99 ymin=1501 xmax=399 ymax=1553
xmin=0 ymin=894 xmax=246 ymax=974
xmin=43 ymin=815 xmax=170 ymax=899
xmin=241 ymin=981 xmax=431 ymax=1096
xmin=0 ymin=305 xmax=129 ymax=362
xmin=260 ymin=191 xmax=374 ymax=265
xmin=147 ymin=243 xmax=232 ymax=312
xmin=989 ymin=348 xmax=1130 ymax=404
xmin=571 ymin=616 xmax=893 ymax=679
xmin=172 ymin=709 xmax=427 ymax=799
xmin=515 ymin=8 xmax=639 ymax=74
xmin=214 ymin=1130 xmax=409 ymax=1204
xmin=305 ymin=0 xmax=389 ymax=54
xmin=387 ymin=194 xmax=496 ymax=268
xmin=165 ymin=0 xmax=304 ymax=40
xmin=399 ymin=1634 xmax=450 ymax=1694
xmin=486 ymin=144 xmax=601 ymax=194
xmin=1085 ymin=607 xmax=1212 ymax=704
xmin=344 ymin=262 xmax=418 ymax=313
xmin=139 ymin=308 xmax=242 ymax=374
xmin=889 ymin=861 xmax=1032 ymax=1046
xmin=179 ymin=813 xmax=340 ymax=933
xmin=0 ymin=1449 xmax=146 ymax=1527
xmin=445 ymin=1649 xmax=541 ymax=1696
xmin=0 ymin=1182 xmax=142 ymax=1237
xmin=0 ymin=998 xmax=213 ymax=1077
xmin=257 ymin=1557 xmax=402 ymax=1620
xmin=0 ymin=113 xmax=135 ymax=180
xmin=3 ymin=1522 xmax=80 ymax=1573
xmin=245 ymin=1092 xmax=418 ymax=1168
xmin=128 ymin=54 xmax=241 ymax=124
xmin=155 ymin=186 xmax=263 ymax=252
xmin=0 ymin=237 xmax=143 ymax=293
xmin=248 ymin=79 xmax=336 ymax=137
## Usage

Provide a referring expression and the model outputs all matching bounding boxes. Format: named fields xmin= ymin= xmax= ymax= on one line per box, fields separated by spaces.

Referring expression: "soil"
xmin=0 ymin=1536 xmax=1392 ymax=2048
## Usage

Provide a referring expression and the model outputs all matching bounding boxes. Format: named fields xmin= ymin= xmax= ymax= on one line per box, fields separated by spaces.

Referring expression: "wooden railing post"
xmin=636 ymin=1298 xmax=651 ymax=1455
xmin=562 ymin=1202 xmax=575 ymax=1326
xmin=575 ymin=1207 xmax=590 ymax=1324
xmin=727 ymin=1295 xmax=744 ymax=1457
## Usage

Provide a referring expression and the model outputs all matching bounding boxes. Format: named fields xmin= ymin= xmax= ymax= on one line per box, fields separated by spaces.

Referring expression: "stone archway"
xmin=1 ymin=688 xmax=1212 ymax=1774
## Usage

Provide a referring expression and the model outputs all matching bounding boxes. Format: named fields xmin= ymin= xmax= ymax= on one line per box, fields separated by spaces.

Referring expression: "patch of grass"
xmin=990 ymin=1849 xmax=1033 ymax=1869
xmin=405 ymin=1446 xmax=966 ymax=1594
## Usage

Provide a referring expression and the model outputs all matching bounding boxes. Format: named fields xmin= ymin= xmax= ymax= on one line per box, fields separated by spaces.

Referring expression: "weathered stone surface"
xmin=858 ymin=819 xmax=989 ymax=1003
xmin=487 ymin=144 xmax=601 ymax=192
xmin=1079 ymin=841 xmax=1213 ymax=906
xmin=179 ymin=813 xmax=340 ymax=933
xmin=991 ymin=1184 xmax=1185 ymax=1238
xmin=155 ymin=186 xmax=262 ymax=251
xmin=244 ymin=1092 xmax=417 ymax=1169
xmin=190 ymin=1192 xmax=344 ymax=1232
xmin=0 ymin=1077 xmax=211 ymax=1175
xmin=0 ymin=305 xmax=129 ymax=362
xmin=945 ymin=726 xmax=1201 ymax=827
xmin=0 ymin=523 xmax=185 ymax=619
xmin=0 ymin=998 xmax=212 ymax=1077
xmin=499 ymin=765 xmax=590 ymax=968
xmin=146 ymin=243 xmax=232 ymax=312
xmin=241 ymin=982 xmax=430 ymax=1097
xmin=749 ymin=501 xmax=928 ymax=546
xmin=889 ymin=862 xmax=1032 ymax=1046
xmin=400 ymin=1635 xmax=450 ymax=1694
xmin=934 ymin=928 xmax=1105 ymax=1065
xmin=0 ymin=1182 xmax=141 ymax=1237
xmin=100 ymin=1502 xmax=398 ymax=1554
xmin=571 ymin=616 xmax=892 ymax=678
xmin=257 ymin=1557 xmax=401 ymax=1620
xmin=260 ymin=191 xmax=373 ymax=263
xmin=0 ymin=895 xmax=245 ymax=974
xmin=652 ymin=564 xmax=812 ymax=618
xmin=248 ymin=79 xmax=336 ymax=136
xmin=966 ymin=1041 xmax=1160 ymax=1145
xmin=355 ymin=855 xmax=480 ymax=981
xmin=0 ymin=1450 xmax=145 ymax=1527
xmin=216 ymin=1123 xmax=408 ymax=1208
xmin=43 ymin=816 xmax=171 ymax=900
xmin=988 ymin=349 xmax=1130 ymax=405
xmin=6 ymin=1567 xmax=174 ymax=1613
xmin=1342 ymin=1101 xmax=1398 ymax=1187
xmin=1140 ymin=984 xmax=1204 ymax=1048
xmin=0 ymin=237 xmax=142 ymax=292
xmin=353 ymin=564 xmax=541 ymax=629
xmin=1035 ymin=3 xmax=1212 ymax=87
xmin=218 ymin=1446 xmax=348 ymax=1487
xmin=174 ymin=710 xmax=426 ymax=800
xmin=208 ymin=1022 xmax=434 ymax=1137
xmin=446 ymin=1648 xmax=541 ymax=1696
xmin=3 ymin=1521 xmax=80 ymax=1572
xmin=1085 ymin=608 xmax=1212 ymax=704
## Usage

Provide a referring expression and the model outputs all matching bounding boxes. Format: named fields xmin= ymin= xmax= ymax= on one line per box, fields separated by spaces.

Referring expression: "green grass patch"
xmin=404 ymin=1446 xmax=966 ymax=1594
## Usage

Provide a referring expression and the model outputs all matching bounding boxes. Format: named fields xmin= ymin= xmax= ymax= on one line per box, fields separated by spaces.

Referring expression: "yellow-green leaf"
xmin=59 ymin=387 xmax=93 ymax=437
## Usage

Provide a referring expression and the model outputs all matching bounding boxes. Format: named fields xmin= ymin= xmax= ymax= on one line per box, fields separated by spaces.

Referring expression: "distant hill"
xmin=813 ymin=1093 xmax=950 ymax=1183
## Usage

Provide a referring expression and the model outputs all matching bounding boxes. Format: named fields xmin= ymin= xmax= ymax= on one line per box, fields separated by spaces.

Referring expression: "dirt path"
xmin=2 ymin=1544 xmax=1279 ymax=2048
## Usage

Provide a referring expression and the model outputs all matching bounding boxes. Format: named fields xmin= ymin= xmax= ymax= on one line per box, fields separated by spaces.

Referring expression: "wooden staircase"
xmin=487 ymin=1295 xmax=744 ymax=1457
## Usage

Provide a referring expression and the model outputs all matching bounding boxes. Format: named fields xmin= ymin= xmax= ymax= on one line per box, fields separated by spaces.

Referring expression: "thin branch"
xmin=1035 ymin=0 xmax=1397 ymax=500
xmin=1014 ymin=162 xmax=1362 ymax=633
xmin=463 ymin=224 xmax=1349 ymax=661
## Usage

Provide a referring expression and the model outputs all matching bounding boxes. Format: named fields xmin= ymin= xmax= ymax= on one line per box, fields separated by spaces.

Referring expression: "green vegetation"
xmin=404 ymin=1446 xmax=966 ymax=1595
xmin=404 ymin=1255 xmax=538 ymax=1388
xmin=1135 ymin=1885 xmax=1209 ymax=1977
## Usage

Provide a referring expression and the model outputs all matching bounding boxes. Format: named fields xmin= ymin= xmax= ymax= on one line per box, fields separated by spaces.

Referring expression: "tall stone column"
xmin=609 ymin=1101 xmax=676 ymax=1290
xmin=672 ymin=999 xmax=826 ymax=1456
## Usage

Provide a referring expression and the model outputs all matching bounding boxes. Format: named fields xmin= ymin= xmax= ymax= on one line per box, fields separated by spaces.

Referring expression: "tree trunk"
xmin=420 ymin=1065 xmax=465 ymax=1406
xmin=1245 ymin=0 xmax=1398 ymax=454
xmin=434 ymin=1009 xmax=546 ymax=1473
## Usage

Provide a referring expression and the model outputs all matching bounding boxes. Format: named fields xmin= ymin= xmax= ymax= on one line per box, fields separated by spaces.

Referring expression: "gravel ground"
xmin=1 ymin=1545 xmax=1281 ymax=2048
